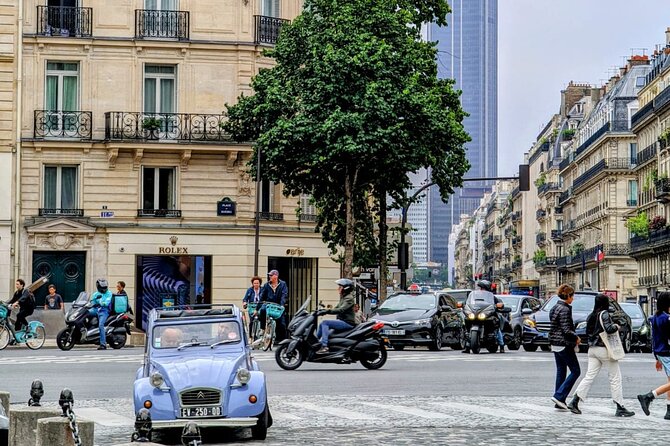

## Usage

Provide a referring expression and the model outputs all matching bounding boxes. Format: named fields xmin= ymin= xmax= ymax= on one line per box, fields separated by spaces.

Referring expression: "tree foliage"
xmin=225 ymin=0 xmax=470 ymax=277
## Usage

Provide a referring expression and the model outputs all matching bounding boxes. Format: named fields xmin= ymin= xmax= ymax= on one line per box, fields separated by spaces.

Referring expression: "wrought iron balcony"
xmin=558 ymin=188 xmax=573 ymax=204
xmin=34 ymin=110 xmax=92 ymax=140
xmin=37 ymin=5 xmax=92 ymax=38
xmin=535 ymin=257 xmax=557 ymax=270
xmin=137 ymin=209 xmax=182 ymax=218
xmin=299 ymin=213 xmax=318 ymax=222
xmin=631 ymin=101 xmax=654 ymax=129
xmin=39 ymin=208 xmax=84 ymax=217
xmin=538 ymin=182 xmax=560 ymax=196
xmin=536 ymin=232 xmax=547 ymax=245
xmin=634 ymin=142 xmax=657 ymax=169
xmin=536 ymin=209 xmax=547 ymax=221
xmin=135 ymin=9 xmax=189 ymax=40
xmin=510 ymin=211 xmax=522 ymax=222
xmin=626 ymin=198 xmax=638 ymax=207
xmin=105 ymin=112 xmax=231 ymax=142
xmin=512 ymin=259 xmax=522 ymax=269
xmin=656 ymin=178 xmax=670 ymax=203
xmin=254 ymin=15 xmax=289 ymax=45
xmin=572 ymin=158 xmax=631 ymax=192
xmin=512 ymin=236 xmax=522 ymax=246
xmin=550 ymin=229 xmax=563 ymax=241
xmin=630 ymin=227 xmax=670 ymax=257
xmin=258 ymin=212 xmax=284 ymax=221
xmin=483 ymin=235 xmax=495 ymax=247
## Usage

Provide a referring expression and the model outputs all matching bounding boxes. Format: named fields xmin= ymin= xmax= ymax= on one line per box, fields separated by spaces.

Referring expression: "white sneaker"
xmin=551 ymin=397 xmax=568 ymax=410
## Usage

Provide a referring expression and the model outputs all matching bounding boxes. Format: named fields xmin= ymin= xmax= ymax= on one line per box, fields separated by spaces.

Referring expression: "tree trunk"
xmin=342 ymin=167 xmax=357 ymax=278
xmin=377 ymin=188 xmax=388 ymax=302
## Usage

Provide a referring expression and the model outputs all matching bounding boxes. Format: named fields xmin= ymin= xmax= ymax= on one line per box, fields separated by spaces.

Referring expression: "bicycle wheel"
xmin=0 ymin=325 xmax=10 ymax=350
xmin=262 ymin=321 xmax=275 ymax=351
xmin=26 ymin=326 xmax=46 ymax=350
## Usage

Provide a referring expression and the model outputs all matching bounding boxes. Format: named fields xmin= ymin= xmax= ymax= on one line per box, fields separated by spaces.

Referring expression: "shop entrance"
xmin=135 ymin=255 xmax=212 ymax=330
xmin=267 ymin=257 xmax=318 ymax=316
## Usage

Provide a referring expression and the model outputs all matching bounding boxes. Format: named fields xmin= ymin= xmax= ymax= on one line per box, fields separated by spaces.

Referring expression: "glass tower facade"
xmin=427 ymin=0 xmax=498 ymax=263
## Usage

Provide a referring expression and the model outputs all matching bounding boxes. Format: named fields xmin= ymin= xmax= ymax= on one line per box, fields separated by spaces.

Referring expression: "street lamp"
xmin=253 ymin=148 xmax=262 ymax=276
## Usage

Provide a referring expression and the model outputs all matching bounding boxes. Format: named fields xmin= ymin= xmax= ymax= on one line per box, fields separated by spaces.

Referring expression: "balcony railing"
xmin=630 ymin=227 xmax=670 ymax=255
xmin=656 ymin=178 xmax=670 ymax=203
xmin=538 ymin=182 xmax=560 ymax=196
xmin=550 ymin=229 xmax=562 ymax=241
xmin=34 ymin=110 xmax=92 ymax=139
xmin=626 ymin=198 xmax=638 ymax=207
xmin=512 ymin=259 xmax=522 ymax=269
xmin=39 ymin=208 xmax=84 ymax=217
xmin=510 ymin=211 xmax=522 ymax=222
xmin=135 ymin=9 xmax=189 ymax=40
xmin=483 ymin=235 xmax=495 ymax=247
xmin=254 ymin=15 xmax=289 ymax=45
xmin=536 ymin=232 xmax=547 ymax=245
xmin=535 ymin=257 xmax=557 ymax=269
xmin=512 ymin=236 xmax=522 ymax=246
xmin=536 ymin=209 xmax=546 ymax=221
xmin=258 ymin=212 xmax=284 ymax=221
xmin=137 ymin=209 xmax=182 ymax=218
xmin=631 ymin=101 xmax=654 ymax=129
xmin=37 ymin=5 xmax=92 ymax=37
xmin=558 ymin=187 xmax=573 ymax=204
xmin=299 ymin=213 xmax=318 ymax=222
xmin=105 ymin=112 xmax=231 ymax=142
xmin=572 ymin=158 xmax=630 ymax=192
xmin=574 ymin=122 xmax=611 ymax=158
xmin=634 ymin=142 xmax=657 ymax=168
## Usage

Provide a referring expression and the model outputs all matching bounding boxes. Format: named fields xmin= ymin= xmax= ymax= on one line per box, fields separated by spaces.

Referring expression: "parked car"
xmin=0 ymin=402 xmax=7 ymax=444
xmin=522 ymin=291 xmax=632 ymax=353
xmin=370 ymin=291 xmax=466 ymax=351
xmin=620 ymin=302 xmax=652 ymax=353
xmin=498 ymin=294 xmax=542 ymax=350
xmin=133 ymin=305 xmax=272 ymax=443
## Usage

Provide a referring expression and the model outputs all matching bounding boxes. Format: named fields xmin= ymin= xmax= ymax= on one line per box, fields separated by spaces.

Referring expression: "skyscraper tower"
xmin=427 ymin=0 xmax=498 ymax=263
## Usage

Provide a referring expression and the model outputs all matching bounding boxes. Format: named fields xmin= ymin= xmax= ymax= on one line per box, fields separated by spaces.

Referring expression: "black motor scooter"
xmin=274 ymin=298 xmax=388 ymax=370
xmin=56 ymin=292 xmax=132 ymax=351
xmin=463 ymin=290 xmax=513 ymax=354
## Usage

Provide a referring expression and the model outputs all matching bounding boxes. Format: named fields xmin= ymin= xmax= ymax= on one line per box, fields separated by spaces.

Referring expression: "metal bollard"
xmin=58 ymin=388 xmax=82 ymax=446
xmin=181 ymin=422 xmax=202 ymax=446
xmin=28 ymin=379 xmax=44 ymax=406
xmin=131 ymin=408 xmax=152 ymax=442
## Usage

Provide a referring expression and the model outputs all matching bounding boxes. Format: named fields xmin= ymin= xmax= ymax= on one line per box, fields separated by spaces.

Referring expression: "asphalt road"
xmin=1 ymin=346 xmax=668 ymax=445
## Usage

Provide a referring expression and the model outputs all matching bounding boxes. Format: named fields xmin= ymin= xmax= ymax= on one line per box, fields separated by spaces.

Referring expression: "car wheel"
xmin=451 ymin=329 xmax=466 ymax=351
xmin=486 ymin=344 xmax=499 ymax=354
xmin=251 ymin=404 xmax=269 ymax=440
xmin=109 ymin=333 xmax=127 ymax=349
xmin=392 ymin=345 xmax=405 ymax=351
xmin=56 ymin=328 xmax=76 ymax=351
xmin=274 ymin=343 xmax=304 ymax=370
xmin=428 ymin=327 xmax=443 ymax=351
xmin=469 ymin=331 xmax=480 ymax=354
xmin=508 ymin=327 xmax=522 ymax=351
xmin=522 ymin=344 xmax=538 ymax=352
xmin=361 ymin=347 xmax=388 ymax=370
xmin=540 ymin=344 xmax=551 ymax=352
xmin=622 ymin=331 xmax=632 ymax=354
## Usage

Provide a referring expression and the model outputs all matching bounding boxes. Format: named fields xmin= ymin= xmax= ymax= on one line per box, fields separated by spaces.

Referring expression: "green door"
xmin=32 ymin=251 xmax=86 ymax=305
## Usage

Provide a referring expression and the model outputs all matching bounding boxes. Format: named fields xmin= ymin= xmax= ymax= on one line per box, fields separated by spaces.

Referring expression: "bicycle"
xmin=0 ymin=302 xmax=46 ymax=350
xmin=245 ymin=303 xmax=265 ymax=349
xmin=261 ymin=303 xmax=285 ymax=352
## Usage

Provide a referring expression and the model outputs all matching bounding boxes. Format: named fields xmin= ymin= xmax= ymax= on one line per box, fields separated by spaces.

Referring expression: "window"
xmin=46 ymin=0 xmax=77 ymax=36
xmin=261 ymin=179 xmax=275 ymax=213
xmin=629 ymin=142 xmax=637 ymax=165
xmin=628 ymin=180 xmax=638 ymax=206
xmin=142 ymin=167 xmax=176 ymax=210
xmin=45 ymin=61 xmax=79 ymax=131
xmin=44 ymin=166 xmax=78 ymax=210
xmin=261 ymin=0 xmax=280 ymax=17
xmin=145 ymin=0 xmax=177 ymax=10
xmin=636 ymin=76 xmax=646 ymax=88
xmin=299 ymin=194 xmax=316 ymax=216
xmin=144 ymin=65 xmax=175 ymax=114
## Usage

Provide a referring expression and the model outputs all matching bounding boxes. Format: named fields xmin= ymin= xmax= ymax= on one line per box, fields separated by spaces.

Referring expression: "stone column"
xmin=8 ymin=406 xmax=61 ymax=446
xmin=35 ymin=417 xmax=94 ymax=446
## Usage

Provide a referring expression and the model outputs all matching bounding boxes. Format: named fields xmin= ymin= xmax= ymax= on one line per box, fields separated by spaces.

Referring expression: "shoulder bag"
xmin=599 ymin=311 xmax=625 ymax=361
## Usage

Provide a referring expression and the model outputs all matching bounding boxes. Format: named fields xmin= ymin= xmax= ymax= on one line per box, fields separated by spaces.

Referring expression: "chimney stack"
xmin=666 ymin=27 xmax=670 ymax=46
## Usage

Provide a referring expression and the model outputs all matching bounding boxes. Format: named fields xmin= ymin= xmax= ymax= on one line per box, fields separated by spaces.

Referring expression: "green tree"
xmin=225 ymin=0 xmax=469 ymax=277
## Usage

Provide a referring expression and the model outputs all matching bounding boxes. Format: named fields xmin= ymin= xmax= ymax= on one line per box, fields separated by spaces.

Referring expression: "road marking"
xmin=358 ymin=401 xmax=453 ymax=419
xmin=583 ymin=404 xmax=669 ymax=424
xmin=76 ymin=408 xmax=135 ymax=427
xmin=270 ymin=411 xmax=303 ymax=421
xmin=286 ymin=402 xmax=378 ymax=420
xmin=507 ymin=402 xmax=626 ymax=424
xmin=435 ymin=401 xmax=535 ymax=420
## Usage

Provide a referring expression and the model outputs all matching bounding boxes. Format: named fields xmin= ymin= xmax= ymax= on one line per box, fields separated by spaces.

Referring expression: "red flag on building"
xmin=594 ymin=245 xmax=604 ymax=263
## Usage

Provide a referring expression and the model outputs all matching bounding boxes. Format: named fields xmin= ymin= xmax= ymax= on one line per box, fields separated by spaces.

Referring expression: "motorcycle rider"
xmin=89 ymin=279 xmax=113 ymax=350
xmin=463 ymin=280 xmax=506 ymax=353
xmin=316 ymin=278 xmax=357 ymax=354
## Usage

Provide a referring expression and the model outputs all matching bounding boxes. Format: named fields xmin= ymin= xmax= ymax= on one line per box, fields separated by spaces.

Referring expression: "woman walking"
xmin=549 ymin=284 xmax=581 ymax=409
xmin=637 ymin=292 xmax=670 ymax=419
xmin=567 ymin=294 xmax=635 ymax=416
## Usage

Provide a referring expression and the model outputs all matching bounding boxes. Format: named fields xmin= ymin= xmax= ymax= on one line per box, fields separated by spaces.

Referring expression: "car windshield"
xmin=466 ymin=290 xmax=495 ymax=306
xmin=153 ymin=320 xmax=241 ymax=349
xmin=542 ymin=294 xmax=595 ymax=312
xmin=445 ymin=290 xmax=471 ymax=304
xmin=621 ymin=304 xmax=644 ymax=319
xmin=500 ymin=296 xmax=521 ymax=311
xmin=378 ymin=294 xmax=435 ymax=312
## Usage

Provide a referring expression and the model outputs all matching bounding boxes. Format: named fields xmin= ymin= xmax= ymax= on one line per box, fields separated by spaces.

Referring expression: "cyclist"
xmin=8 ymin=279 xmax=36 ymax=334
xmin=243 ymin=276 xmax=263 ymax=335
xmin=259 ymin=270 xmax=288 ymax=341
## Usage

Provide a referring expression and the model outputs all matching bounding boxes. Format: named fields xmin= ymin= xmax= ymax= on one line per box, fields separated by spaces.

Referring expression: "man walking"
xmin=549 ymin=284 xmax=581 ymax=409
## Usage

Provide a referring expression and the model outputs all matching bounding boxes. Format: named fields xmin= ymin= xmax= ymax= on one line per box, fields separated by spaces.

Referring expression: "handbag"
xmin=599 ymin=311 xmax=625 ymax=361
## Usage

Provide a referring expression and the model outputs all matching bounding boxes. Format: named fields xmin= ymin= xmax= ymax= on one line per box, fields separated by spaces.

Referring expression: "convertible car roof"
xmin=155 ymin=306 xmax=235 ymax=320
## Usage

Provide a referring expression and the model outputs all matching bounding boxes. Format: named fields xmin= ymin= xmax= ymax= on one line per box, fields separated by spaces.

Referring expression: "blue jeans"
xmin=89 ymin=307 xmax=110 ymax=346
xmin=553 ymin=347 xmax=581 ymax=402
xmin=317 ymin=320 xmax=353 ymax=347
xmin=496 ymin=314 xmax=505 ymax=346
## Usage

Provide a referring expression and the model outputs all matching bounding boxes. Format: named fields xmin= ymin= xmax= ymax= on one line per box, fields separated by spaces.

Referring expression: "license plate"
xmin=382 ymin=329 xmax=405 ymax=335
xmin=180 ymin=406 xmax=222 ymax=418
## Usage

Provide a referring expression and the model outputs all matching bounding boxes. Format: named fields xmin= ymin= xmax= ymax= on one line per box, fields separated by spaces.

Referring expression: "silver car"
xmin=498 ymin=295 xmax=542 ymax=350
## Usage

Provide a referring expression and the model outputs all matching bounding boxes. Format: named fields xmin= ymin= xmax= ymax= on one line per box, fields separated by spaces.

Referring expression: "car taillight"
xmin=372 ymin=322 xmax=384 ymax=331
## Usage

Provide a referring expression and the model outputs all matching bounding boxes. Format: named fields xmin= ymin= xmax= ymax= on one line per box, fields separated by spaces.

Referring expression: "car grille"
xmin=535 ymin=322 xmax=551 ymax=333
xmin=180 ymin=388 xmax=221 ymax=407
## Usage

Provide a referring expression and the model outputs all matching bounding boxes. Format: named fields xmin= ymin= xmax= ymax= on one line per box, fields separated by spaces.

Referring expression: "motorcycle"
xmin=274 ymin=297 xmax=388 ymax=370
xmin=463 ymin=290 xmax=513 ymax=354
xmin=56 ymin=292 xmax=133 ymax=351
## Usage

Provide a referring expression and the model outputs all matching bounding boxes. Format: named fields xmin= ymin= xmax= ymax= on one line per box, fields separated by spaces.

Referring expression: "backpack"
xmin=110 ymin=294 xmax=129 ymax=315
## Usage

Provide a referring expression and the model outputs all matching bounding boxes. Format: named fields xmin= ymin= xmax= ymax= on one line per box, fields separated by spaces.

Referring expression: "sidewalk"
xmin=6 ymin=332 xmax=146 ymax=350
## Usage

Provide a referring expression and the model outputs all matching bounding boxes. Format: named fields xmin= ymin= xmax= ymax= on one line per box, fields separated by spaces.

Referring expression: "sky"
xmin=497 ymin=0 xmax=670 ymax=176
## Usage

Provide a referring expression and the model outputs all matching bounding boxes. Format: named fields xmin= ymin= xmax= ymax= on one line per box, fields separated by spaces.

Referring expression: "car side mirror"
xmin=440 ymin=305 xmax=452 ymax=312
xmin=522 ymin=308 xmax=533 ymax=315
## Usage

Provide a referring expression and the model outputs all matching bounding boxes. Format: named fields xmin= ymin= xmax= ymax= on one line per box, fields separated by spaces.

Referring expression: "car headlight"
xmin=477 ymin=313 xmax=487 ymax=320
xmin=576 ymin=321 xmax=587 ymax=330
xmin=640 ymin=325 xmax=649 ymax=335
xmin=236 ymin=368 xmax=251 ymax=385
xmin=467 ymin=313 xmax=475 ymax=320
xmin=523 ymin=319 xmax=536 ymax=328
xmin=414 ymin=319 xmax=431 ymax=326
xmin=150 ymin=371 xmax=164 ymax=388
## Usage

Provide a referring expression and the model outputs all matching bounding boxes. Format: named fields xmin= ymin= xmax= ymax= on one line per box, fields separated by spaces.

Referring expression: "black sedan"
xmin=620 ymin=302 xmax=652 ymax=353
xmin=370 ymin=292 xmax=466 ymax=351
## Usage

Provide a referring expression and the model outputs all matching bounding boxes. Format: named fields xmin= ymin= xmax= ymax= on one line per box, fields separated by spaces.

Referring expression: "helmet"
xmin=476 ymin=280 xmax=492 ymax=292
xmin=335 ymin=278 xmax=354 ymax=295
xmin=96 ymin=278 xmax=109 ymax=294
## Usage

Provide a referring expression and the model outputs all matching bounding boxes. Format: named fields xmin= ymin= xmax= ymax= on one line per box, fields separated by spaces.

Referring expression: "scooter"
xmin=274 ymin=297 xmax=388 ymax=370
xmin=463 ymin=290 xmax=513 ymax=354
xmin=56 ymin=292 xmax=132 ymax=350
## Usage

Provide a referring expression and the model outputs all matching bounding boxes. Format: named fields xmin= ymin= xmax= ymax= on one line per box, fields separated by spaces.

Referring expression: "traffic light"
xmin=519 ymin=164 xmax=530 ymax=191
